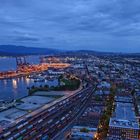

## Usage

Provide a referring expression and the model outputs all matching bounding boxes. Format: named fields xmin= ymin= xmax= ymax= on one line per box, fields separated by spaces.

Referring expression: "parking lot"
xmin=16 ymin=96 xmax=54 ymax=111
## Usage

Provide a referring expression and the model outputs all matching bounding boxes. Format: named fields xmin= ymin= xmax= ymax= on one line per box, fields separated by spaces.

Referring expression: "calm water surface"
xmin=0 ymin=56 xmax=58 ymax=101
xmin=0 ymin=78 xmax=58 ymax=101
xmin=0 ymin=56 xmax=40 ymax=71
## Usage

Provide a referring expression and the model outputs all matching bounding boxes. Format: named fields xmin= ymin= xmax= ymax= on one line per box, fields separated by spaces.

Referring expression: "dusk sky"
xmin=0 ymin=0 xmax=140 ymax=52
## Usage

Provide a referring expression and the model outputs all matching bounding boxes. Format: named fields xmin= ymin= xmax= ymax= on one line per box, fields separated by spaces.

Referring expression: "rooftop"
xmin=71 ymin=126 xmax=97 ymax=140
xmin=109 ymin=102 xmax=139 ymax=129
xmin=115 ymin=96 xmax=133 ymax=103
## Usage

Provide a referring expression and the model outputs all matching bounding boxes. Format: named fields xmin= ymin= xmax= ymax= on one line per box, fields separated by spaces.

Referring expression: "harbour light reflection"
xmin=12 ymin=79 xmax=17 ymax=89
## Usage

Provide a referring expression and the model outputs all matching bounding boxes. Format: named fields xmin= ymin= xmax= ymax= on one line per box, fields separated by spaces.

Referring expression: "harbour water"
xmin=0 ymin=56 xmax=40 ymax=71
xmin=0 ymin=56 xmax=58 ymax=101
xmin=0 ymin=77 xmax=58 ymax=101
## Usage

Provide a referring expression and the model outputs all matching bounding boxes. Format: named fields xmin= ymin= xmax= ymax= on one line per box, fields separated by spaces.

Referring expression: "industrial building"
xmin=108 ymin=97 xmax=140 ymax=140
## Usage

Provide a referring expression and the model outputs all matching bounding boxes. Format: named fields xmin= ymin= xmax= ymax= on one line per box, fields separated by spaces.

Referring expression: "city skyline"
xmin=0 ymin=1 xmax=140 ymax=139
xmin=0 ymin=0 xmax=140 ymax=52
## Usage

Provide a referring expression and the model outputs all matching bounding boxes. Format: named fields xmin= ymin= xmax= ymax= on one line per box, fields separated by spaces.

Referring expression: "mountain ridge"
xmin=0 ymin=45 xmax=139 ymax=56
xmin=0 ymin=45 xmax=59 ymax=56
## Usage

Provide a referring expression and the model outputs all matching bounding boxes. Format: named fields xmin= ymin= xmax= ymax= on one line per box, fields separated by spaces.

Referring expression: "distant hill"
xmin=0 ymin=45 xmax=139 ymax=57
xmin=0 ymin=45 xmax=59 ymax=56
xmin=74 ymin=50 xmax=140 ymax=56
